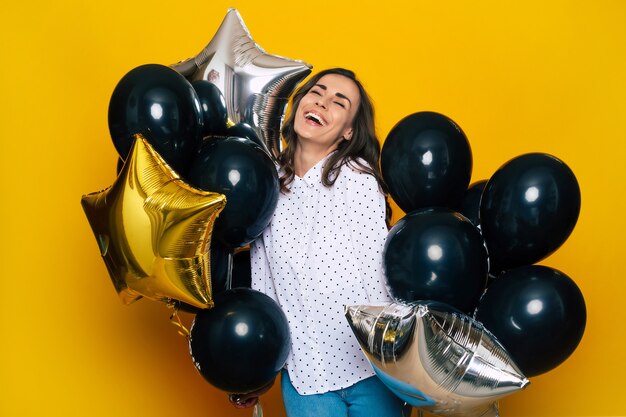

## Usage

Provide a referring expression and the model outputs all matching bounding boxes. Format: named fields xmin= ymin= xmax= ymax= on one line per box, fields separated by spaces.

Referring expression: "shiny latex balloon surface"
xmin=381 ymin=112 xmax=472 ymax=212
xmin=210 ymin=245 xmax=252 ymax=296
xmin=108 ymin=64 xmax=203 ymax=175
xmin=479 ymin=153 xmax=581 ymax=273
xmin=81 ymin=135 xmax=226 ymax=309
xmin=384 ymin=208 xmax=488 ymax=313
xmin=232 ymin=248 xmax=252 ymax=289
xmin=116 ymin=158 xmax=124 ymax=176
xmin=192 ymin=80 xmax=228 ymax=136
xmin=457 ymin=179 xmax=487 ymax=229
xmin=209 ymin=241 xmax=232 ymax=295
xmin=172 ymin=8 xmax=311 ymax=159
xmin=345 ymin=302 xmax=529 ymax=417
xmin=476 ymin=265 xmax=586 ymax=377
xmin=186 ymin=136 xmax=279 ymax=249
xmin=226 ymin=122 xmax=271 ymax=157
xmin=189 ymin=288 xmax=290 ymax=394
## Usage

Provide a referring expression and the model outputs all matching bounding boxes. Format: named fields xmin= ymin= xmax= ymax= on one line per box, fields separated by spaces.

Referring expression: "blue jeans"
xmin=281 ymin=370 xmax=407 ymax=417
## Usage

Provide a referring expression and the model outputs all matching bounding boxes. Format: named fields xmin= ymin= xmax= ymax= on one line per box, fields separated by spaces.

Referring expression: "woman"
xmin=233 ymin=68 xmax=404 ymax=417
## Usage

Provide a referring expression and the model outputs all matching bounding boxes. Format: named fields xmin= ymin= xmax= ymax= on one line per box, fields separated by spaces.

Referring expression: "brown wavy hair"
xmin=278 ymin=68 xmax=391 ymax=226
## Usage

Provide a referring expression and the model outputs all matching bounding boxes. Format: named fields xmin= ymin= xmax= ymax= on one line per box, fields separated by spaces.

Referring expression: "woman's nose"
xmin=315 ymin=97 xmax=328 ymax=109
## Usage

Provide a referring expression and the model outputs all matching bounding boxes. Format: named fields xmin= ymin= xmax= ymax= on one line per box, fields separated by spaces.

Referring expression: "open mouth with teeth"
xmin=304 ymin=111 xmax=327 ymax=126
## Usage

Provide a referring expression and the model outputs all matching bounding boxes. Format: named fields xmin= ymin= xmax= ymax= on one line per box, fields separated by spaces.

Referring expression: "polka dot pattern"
xmin=250 ymin=155 xmax=392 ymax=395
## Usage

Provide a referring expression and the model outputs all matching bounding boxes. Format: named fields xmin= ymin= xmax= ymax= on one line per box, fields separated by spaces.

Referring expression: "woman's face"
xmin=294 ymin=74 xmax=361 ymax=151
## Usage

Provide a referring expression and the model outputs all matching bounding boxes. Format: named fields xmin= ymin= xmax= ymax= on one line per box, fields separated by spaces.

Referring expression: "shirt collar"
xmin=296 ymin=151 xmax=337 ymax=188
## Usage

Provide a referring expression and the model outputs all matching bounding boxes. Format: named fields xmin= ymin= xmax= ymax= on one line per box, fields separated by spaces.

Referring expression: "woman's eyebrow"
xmin=313 ymin=83 xmax=352 ymax=106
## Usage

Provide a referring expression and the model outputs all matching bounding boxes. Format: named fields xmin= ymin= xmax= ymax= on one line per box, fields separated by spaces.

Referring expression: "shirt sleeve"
xmin=250 ymin=235 xmax=279 ymax=303
xmin=344 ymin=166 xmax=393 ymax=304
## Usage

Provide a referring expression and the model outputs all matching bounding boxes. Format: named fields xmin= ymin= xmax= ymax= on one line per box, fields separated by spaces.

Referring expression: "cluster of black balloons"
xmin=108 ymin=64 xmax=289 ymax=394
xmin=381 ymin=111 xmax=586 ymax=377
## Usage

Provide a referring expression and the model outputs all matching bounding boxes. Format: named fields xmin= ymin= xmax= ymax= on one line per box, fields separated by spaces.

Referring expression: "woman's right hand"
xmin=228 ymin=393 xmax=259 ymax=409
xmin=228 ymin=379 xmax=275 ymax=409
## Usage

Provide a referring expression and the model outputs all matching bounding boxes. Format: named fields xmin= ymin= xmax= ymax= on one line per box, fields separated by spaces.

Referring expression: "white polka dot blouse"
xmin=250 ymin=154 xmax=393 ymax=395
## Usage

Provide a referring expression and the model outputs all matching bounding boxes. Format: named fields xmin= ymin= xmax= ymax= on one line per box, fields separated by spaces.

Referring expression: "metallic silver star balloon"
xmin=345 ymin=302 xmax=530 ymax=417
xmin=172 ymin=8 xmax=312 ymax=158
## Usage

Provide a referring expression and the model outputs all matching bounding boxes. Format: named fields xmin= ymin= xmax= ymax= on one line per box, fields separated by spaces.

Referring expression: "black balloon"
xmin=116 ymin=158 xmax=124 ymax=176
xmin=480 ymin=153 xmax=581 ymax=273
xmin=189 ymin=288 xmax=290 ymax=393
xmin=476 ymin=265 xmax=586 ymax=377
xmin=192 ymin=80 xmax=228 ymax=136
xmin=457 ymin=180 xmax=488 ymax=229
xmin=210 ymin=245 xmax=252 ymax=296
xmin=381 ymin=112 xmax=472 ymax=213
xmin=232 ymin=249 xmax=252 ymax=289
xmin=108 ymin=64 xmax=203 ymax=175
xmin=186 ymin=137 xmax=279 ymax=248
xmin=227 ymin=122 xmax=271 ymax=156
xmin=210 ymin=241 xmax=232 ymax=295
xmin=383 ymin=208 xmax=488 ymax=313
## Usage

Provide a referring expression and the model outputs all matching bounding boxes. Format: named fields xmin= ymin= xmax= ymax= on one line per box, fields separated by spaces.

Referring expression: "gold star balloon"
xmin=171 ymin=8 xmax=312 ymax=158
xmin=81 ymin=135 xmax=226 ymax=309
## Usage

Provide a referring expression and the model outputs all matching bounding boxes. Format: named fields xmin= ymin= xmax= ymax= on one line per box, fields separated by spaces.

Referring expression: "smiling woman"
xmin=278 ymin=69 xmax=386 ymax=198
xmin=294 ymin=74 xmax=359 ymax=151
xmin=239 ymin=68 xmax=405 ymax=417
xmin=1 ymin=1 xmax=623 ymax=416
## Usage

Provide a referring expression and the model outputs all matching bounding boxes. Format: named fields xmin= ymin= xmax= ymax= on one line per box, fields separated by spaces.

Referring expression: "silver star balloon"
xmin=345 ymin=302 xmax=530 ymax=417
xmin=172 ymin=8 xmax=312 ymax=158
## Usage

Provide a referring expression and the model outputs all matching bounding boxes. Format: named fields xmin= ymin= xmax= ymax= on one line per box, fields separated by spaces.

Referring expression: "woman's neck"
xmin=293 ymin=141 xmax=338 ymax=178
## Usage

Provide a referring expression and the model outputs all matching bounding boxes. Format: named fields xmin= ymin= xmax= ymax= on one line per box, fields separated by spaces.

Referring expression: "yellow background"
xmin=1 ymin=1 xmax=624 ymax=416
